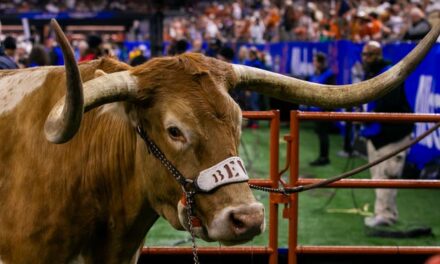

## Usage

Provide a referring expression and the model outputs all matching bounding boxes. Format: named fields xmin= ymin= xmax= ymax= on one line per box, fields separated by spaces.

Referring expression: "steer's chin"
xmin=177 ymin=200 xmax=214 ymax=242
xmin=207 ymin=218 xmax=265 ymax=246
xmin=177 ymin=201 xmax=265 ymax=244
xmin=179 ymin=220 xmax=261 ymax=246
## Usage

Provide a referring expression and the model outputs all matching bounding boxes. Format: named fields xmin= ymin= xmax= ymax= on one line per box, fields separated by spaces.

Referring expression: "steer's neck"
xmin=77 ymin=109 xmax=159 ymax=249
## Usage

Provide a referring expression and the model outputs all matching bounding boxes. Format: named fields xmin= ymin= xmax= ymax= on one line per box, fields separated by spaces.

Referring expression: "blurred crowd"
xmin=1 ymin=0 xmax=439 ymax=71
xmin=2 ymin=0 xmax=440 ymax=44
xmin=160 ymin=0 xmax=440 ymax=44
xmin=1 ymin=0 xmax=439 ymax=116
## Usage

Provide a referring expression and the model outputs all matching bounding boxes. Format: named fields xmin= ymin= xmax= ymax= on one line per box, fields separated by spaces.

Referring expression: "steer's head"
xmin=129 ymin=55 xmax=264 ymax=244
xmin=44 ymin=19 xmax=440 ymax=244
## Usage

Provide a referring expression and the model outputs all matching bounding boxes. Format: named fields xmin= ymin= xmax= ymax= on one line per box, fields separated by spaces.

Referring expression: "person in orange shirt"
xmin=328 ymin=10 xmax=342 ymax=40
xmin=368 ymin=12 xmax=384 ymax=40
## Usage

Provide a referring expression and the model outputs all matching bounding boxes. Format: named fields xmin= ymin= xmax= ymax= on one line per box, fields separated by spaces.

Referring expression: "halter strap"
xmin=135 ymin=125 xmax=249 ymax=193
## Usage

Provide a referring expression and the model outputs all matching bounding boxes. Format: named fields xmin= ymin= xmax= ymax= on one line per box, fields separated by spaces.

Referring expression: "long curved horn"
xmin=82 ymin=71 xmax=138 ymax=112
xmin=45 ymin=70 xmax=138 ymax=126
xmin=233 ymin=22 xmax=440 ymax=108
xmin=44 ymin=21 xmax=139 ymax=143
xmin=44 ymin=19 xmax=84 ymax=144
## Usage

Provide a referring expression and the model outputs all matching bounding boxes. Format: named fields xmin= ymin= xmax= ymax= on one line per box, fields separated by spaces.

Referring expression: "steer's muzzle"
xmin=208 ymin=202 xmax=265 ymax=245
xmin=229 ymin=205 xmax=264 ymax=238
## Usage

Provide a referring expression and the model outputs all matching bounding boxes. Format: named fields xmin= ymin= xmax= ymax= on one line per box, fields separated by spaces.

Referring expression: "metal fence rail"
xmin=286 ymin=111 xmax=440 ymax=264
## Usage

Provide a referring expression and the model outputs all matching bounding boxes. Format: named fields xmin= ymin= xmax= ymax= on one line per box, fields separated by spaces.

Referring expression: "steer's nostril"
xmin=230 ymin=212 xmax=246 ymax=230
xmin=229 ymin=210 xmax=262 ymax=238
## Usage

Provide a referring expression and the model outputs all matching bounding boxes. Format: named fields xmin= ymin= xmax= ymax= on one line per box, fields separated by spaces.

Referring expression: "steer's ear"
xmin=94 ymin=69 xmax=106 ymax=78
xmin=98 ymin=101 xmax=138 ymax=127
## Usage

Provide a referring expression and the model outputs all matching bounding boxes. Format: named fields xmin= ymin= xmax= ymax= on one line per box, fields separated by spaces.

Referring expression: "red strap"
xmin=191 ymin=216 xmax=202 ymax=227
xmin=180 ymin=195 xmax=187 ymax=206
xmin=180 ymin=195 xmax=202 ymax=227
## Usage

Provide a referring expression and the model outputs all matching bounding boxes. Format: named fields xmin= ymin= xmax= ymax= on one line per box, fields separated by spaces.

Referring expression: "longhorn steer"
xmin=0 ymin=20 xmax=438 ymax=263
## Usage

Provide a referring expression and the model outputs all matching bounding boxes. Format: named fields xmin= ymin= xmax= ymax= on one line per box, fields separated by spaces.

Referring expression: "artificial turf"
xmin=144 ymin=120 xmax=440 ymax=248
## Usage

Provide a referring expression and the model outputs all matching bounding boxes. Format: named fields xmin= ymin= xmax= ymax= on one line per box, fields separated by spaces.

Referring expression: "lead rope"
xmin=185 ymin=190 xmax=200 ymax=264
xmin=249 ymin=122 xmax=440 ymax=194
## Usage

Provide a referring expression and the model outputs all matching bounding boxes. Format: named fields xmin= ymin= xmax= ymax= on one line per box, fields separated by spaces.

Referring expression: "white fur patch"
xmin=237 ymin=108 xmax=242 ymax=137
xmin=196 ymin=157 xmax=248 ymax=192
xmin=0 ymin=68 xmax=53 ymax=115
xmin=98 ymin=103 xmax=129 ymax=120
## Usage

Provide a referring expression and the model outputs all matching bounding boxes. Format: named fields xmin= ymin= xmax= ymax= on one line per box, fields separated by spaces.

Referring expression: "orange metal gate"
xmin=142 ymin=110 xmax=440 ymax=263
xmin=287 ymin=111 xmax=440 ymax=264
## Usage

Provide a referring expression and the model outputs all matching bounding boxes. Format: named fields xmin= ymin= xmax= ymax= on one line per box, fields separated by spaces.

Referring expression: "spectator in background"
xmin=244 ymin=47 xmax=265 ymax=128
xmin=360 ymin=41 xmax=413 ymax=228
xmin=15 ymin=44 xmax=29 ymax=68
xmin=403 ymin=7 xmax=432 ymax=41
xmin=308 ymin=52 xmax=336 ymax=166
xmin=205 ymin=14 xmax=221 ymax=41
xmin=217 ymin=46 xmax=235 ymax=63
xmin=79 ymin=34 xmax=103 ymax=62
xmin=280 ymin=1 xmax=296 ymax=41
xmin=217 ymin=46 xmax=246 ymax=109
xmin=46 ymin=36 xmax=64 ymax=66
xmin=294 ymin=6 xmax=316 ymax=41
xmin=175 ymin=39 xmax=189 ymax=54
xmin=237 ymin=45 xmax=249 ymax=64
xmin=102 ymin=43 xmax=116 ymax=57
xmin=205 ymin=38 xmax=222 ymax=58
xmin=250 ymin=16 xmax=266 ymax=44
xmin=368 ymin=11 xmax=384 ymax=41
xmin=191 ymin=38 xmax=204 ymax=53
xmin=26 ymin=44 xmax=50 ymax=67
xmin=264 ymin=4 xmax=281 ymax=42
xmin=0 ymin=36 xmax=19 ymax=69
xmin=76 ymin=39 xmax=88 ymax=61
xmin=383 ymin=4 xmax=406 ymax=41
xmin=168 ymin=39 xmax=189 ymax=55
xmin=357 ymin=10 xmax=374 ymax=41
xmin=129 ymin=46 xmax=149 ymax=67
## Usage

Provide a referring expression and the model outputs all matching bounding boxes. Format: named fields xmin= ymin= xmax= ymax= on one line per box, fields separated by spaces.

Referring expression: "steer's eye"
xmin=167 ymin=126 xmax=184 ymax=140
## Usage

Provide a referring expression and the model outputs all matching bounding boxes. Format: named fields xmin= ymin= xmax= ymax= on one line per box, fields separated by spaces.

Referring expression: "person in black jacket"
xmin=0 ymin=36 xmax=19 ymax=69
xmin=309 ymin=52 xmax=336 ymax=166
xmin=360 ymin=41 xmax=413 ymax=228
xmin=403 ymin=7 xmax=431 ymax=41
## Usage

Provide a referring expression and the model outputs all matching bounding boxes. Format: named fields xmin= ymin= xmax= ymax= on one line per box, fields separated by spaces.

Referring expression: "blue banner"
xmin=122 ymin=40 xmax=440 ymax=168
xmin=18 ymin=11 xmax=117 ymax=20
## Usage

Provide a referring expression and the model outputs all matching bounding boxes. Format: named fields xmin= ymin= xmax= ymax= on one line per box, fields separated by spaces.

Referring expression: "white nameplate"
xmin=195 ymin=157 xmax=249 ymax=192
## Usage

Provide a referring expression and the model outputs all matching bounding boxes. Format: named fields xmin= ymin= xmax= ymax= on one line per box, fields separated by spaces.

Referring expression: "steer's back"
xmin=0 ymin=58 xmax=136 ymax=263
xmin=0 ymin=66 xmax=63 ymax=175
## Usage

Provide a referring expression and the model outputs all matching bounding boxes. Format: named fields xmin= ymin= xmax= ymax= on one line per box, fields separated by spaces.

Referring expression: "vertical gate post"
xmin=288 ymin=111 xmax=300 ymax=264
xmin=269 ymin=110 xmax=280 ymax=264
